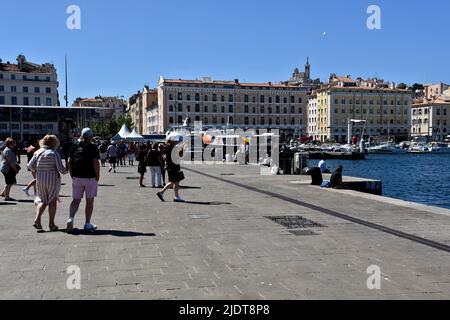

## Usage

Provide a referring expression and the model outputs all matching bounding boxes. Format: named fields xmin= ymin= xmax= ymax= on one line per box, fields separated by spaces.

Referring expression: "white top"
xmin=318 ymin=160 xmax=328 ymax=173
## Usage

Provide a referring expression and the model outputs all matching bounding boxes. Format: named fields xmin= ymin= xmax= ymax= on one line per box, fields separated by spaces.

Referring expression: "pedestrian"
xmin=156 ymin=138 xmax=188 ymax=202
xmin=61 ymin=138 xmax=73 ymax=168
xmin=66 ymin=128 xmax=100 ymax=232
xmin=28 ymin=135 xmax=68 ymax=231
xmin=118 ymin=141 xmax=127 ymax=167
xmin=107 ymin=142 xmax=118 ymax=173
xmin=99 ymin=142 xmax=108 ymax=167
xmin=159 ymin=143 xmax=166 ymax=185
xmin=146 ymin=143 xmax=163 ymax=188
xmin=22 ymin=140 xmax=40 ymax=197
xmin=1 ymin=138 xmax=20 ymax=201
xmin=137 ymin=143 xmax=148 ymax=188
xmin=128 ymin=142 xmax=136 ymax=166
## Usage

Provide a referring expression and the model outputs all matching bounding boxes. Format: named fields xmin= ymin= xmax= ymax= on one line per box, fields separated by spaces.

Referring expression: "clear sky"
xmin=1 ymin=0 xmax=448 ymax=105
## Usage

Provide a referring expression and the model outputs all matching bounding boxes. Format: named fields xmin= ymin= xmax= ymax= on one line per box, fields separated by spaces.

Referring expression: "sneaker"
xmin=84 ymin=223 xmax=97 ymax=231
xmin=174 ymin=197 xmax=186 ymax=203
xmin=66 ymin=218 xmax=74 ymax=233
xmin=22 ymin=187 xmax=31 ymax=197
xmin=156 ymin=192 xmax=165 ymax=202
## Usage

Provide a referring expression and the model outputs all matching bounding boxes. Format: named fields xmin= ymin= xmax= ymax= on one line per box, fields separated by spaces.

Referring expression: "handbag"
xmin=178 ymin=170 xmax=185 ymax=182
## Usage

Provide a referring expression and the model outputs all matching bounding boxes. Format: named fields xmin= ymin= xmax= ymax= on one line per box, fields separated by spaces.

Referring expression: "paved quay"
xmin=1 ymin=160 xmax=450 ymax=300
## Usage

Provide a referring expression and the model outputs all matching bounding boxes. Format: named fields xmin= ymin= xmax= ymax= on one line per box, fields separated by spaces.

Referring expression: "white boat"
xmin=407 ymin=143 xmax=432 ymax=154
xmin=368 ymin=142 xmax=407 ymax=154
xmin=430 ymin=142 xmax=450 ymax=154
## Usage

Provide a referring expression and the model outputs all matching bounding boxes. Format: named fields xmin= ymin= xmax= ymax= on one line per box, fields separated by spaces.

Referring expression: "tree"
xmin=409 ymin=83 xmax=424 ymax=92
xmin=91 ymin=116 xmax=134 ymax=139
xmin=396 ymin=83 xmax=407 ymax=90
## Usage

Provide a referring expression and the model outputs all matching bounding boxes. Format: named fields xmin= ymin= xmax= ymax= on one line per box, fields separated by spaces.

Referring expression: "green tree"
xmin=396 ymin=83 xmax=407 ymax=90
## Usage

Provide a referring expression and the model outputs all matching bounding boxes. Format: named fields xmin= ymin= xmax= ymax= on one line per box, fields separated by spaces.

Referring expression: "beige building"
xmin=424 ymin=82 xmax=449 ymax=100
xmin=127 ymin=86 xmax=158 ymax=134
xmin=0 ymin=55 xmax=60 ymax=139
xmin=311 ymin=75 xmax=412 ymax=143
xmin=411 ymin=92 xmax=450 ymax=141
xmin=157 ymin=77 xmax=309 ymax=139
xmin=73 ymin=96 xmax=126 ymax=128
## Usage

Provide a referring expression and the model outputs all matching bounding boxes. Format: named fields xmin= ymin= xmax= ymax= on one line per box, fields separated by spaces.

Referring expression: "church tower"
xmin=304 ymin=57 xmax=311 ymax=82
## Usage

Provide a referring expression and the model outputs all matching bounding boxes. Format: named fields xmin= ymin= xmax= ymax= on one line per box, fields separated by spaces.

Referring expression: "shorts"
xmin=3 ymin=170 xmax=17 ymax=185
xmin=72 ymin=177 xmax=98 ymax=199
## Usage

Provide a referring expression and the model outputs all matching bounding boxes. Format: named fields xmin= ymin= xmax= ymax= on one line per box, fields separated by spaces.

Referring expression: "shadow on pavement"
xmin=179 ymin=186 xmax=202 ymax=190
xmin=63 ymin=229 xmax=156 ymax=237
xmin=98 ymin=184 xmax=116 ymax=187
xmin=183 ymin=201 xmax=231 ymax=206
xmin=16 ymin=200 xmax=35 ymax=204
xmin=0 ymin=202 xmax=16 ymax=206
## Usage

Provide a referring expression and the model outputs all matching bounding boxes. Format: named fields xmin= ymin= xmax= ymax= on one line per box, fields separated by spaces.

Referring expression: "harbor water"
xmin=310 ymin=154 xmax=450 ymax=210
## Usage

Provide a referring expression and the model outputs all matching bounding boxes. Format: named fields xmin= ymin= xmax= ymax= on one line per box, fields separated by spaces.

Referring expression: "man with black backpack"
xmin=66 ymin=128 xmax=100 ymax=232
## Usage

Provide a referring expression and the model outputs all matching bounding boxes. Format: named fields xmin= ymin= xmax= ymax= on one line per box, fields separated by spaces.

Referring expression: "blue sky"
xmin=1 ymin=0 xmax=449 ymax=105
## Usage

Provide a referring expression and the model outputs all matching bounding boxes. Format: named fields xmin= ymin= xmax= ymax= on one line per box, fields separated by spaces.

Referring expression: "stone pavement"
xmin=1 ymin=160 xmax=450 ymax=300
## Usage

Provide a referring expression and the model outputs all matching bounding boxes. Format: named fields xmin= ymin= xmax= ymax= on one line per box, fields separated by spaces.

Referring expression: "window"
xmin=342 ymin=99 xmax=346 ymax=104
xmin=276 ymin=96 xmax=280 ymax=103
xmin=35 ymin=76 xmax=39 ymax=81
xmin=213 ymin=105 xmax=217 ymax=113
xmin=46 ymin=98 xmax=52 ymax=106
xmin=195 ymin=93 xmax=200 ymax=101
xmin=244 ymin=117 xmax=249 ymax=125
xmin=260 ymin=95 xmax=265 ymax=103
xmin=0 ymin=85 xmax=3 ymax=92
xmin=187 ymin=105 xmax=191 ymax=112
xmin=0 ymin=96 xmax=4 ymax=104
xmin=34 ymin=87 xmax=40 ymax=93
xmin=437 ymin=109 xmax=441 ymax=116
xmin=284 ymin=107 xmax=287 ymax=114
xmin=291 ymin=96 xmax=295 ymax=103
xmin=169 ymin=94 xmax=173 ymax=100
xmin=195 ymin=104 xmax=200 ymax=112
xmin=169 ymin=105 xmax=174 ymax=112
xmin=178 ymin=104 xmax=183 ymax=112
xmin=204 ymin=95 xmax=208 ymax=102
xmin=276 ymin=106 xmax=280 ymax=113
xmin=23 ymin=87 xmax=28 ymax=93
xmin=298 ymin=97 xmax=302 ymax=104
xmin=204 ymin=106 xmax=208 ymax=113
xmin=229 ymin=95 xmax=233 ymax=102
xmin=178 ymin=116 xmax=183 ymax=124
xmin=244 ymin=95 xmax=249 ymax=103
xmin=222 ymin=96 xmax=225 ymax=102
xmin=187 ymin=95 xmax=191 ymax=101
xmin=11 ymin=97 xmax=17 ymax=105
xmin=283 ymin=97 xmax=287 ymax=104
xmin=11 ymin=86 xmax=17 ymax=92
xmin=212 ymin=94 xmax=217 ymax=102
xmin=46 ymin=88 xmax=51 ymax=94
xmin=335 ymin=99 xmax=339 ymax=104
xmin=244 ymin=105 xmax=249 ymax=113
xmin=229 ymin=105 xmax=233 ymax=113
xmin=298 ymin=108 xmax=302 ymax=114
xmin=23 ymin=97 xmax=29 ymax=105
xmin=261 ymin=117 xmax=265 ymax=125
xmin=11 ymin=75 xmax=16 ymax=80
xmin=260 ymin=106 xmax=264 ymax=113
xmin=269 ymin=119 xmax=273 ymax=126
xmin=221 ymin=118 xmax=225 ymax=124
xmin=291 ymin=106 xmax=295 ymax=113
xmin=169 ymin=117 xmax=174 ymax=124
xmin=0 ymin=74 xmax=3 ymax=79
xmin=46 ymin=76 xmax=50 ymax=81
xmin=178 ymin=93 xmax=182 ymax=100
xmin=221 ymin=106 xmax=225 ymax=113
xmin=269 ymin=97 xmax=273 ymax=104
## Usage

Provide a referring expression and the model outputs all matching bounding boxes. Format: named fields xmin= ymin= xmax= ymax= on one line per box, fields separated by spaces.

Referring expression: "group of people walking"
xmin=1 ymin=128 xmax=101 ymax=232
xmin=1 ymin=128 xmax=190 ymax=232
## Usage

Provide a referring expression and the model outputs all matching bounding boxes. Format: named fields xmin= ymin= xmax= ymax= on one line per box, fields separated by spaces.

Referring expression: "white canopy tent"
xmin=126 ymin=129 xmax=144 ymax=141
xmin=111 ymin=125 xmax=131 ymax=142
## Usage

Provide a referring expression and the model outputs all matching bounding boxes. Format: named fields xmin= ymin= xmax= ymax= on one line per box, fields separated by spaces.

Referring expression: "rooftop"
xmin=0 ymin=54 xmax=56 ymax=74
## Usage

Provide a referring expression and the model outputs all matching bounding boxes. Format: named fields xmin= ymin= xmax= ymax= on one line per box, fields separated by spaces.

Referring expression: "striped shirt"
xmin=28 ymin=147 xmax=68 ymax=174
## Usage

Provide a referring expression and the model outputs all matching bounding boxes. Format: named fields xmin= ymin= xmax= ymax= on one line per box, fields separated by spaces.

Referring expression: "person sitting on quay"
xmin=318 ymin=157 xmax=331 ymax=174
xmin=330 ymin=165 xmax=346 ymax=189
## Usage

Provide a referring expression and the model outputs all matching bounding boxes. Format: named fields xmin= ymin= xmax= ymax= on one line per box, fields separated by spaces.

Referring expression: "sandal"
xmin=33 ymin=222 xmax=43 ymax=230
xmin=49 ymin=225 xmax=59 ymax=232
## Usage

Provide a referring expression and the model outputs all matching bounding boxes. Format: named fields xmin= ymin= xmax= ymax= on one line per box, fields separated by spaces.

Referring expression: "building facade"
xmin=312 ymin=75 xmax=412 ymax=143
xmin=307 ymin=94 xmax=318 ymax=140
xmin=411 ymin=92 xmax=450 ymax=141
xmin=0 ymin=55 xmax=60 ymax=140
xmin=73 ymin=96 xmax=126 ymax=128
xmin=157 ymin=77 xmax=309 ymax=139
